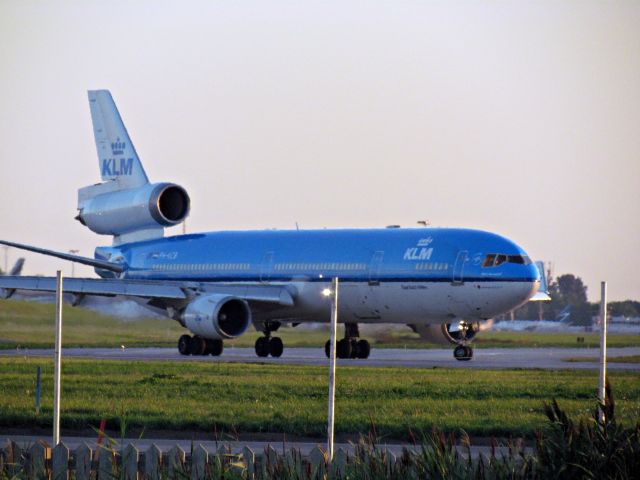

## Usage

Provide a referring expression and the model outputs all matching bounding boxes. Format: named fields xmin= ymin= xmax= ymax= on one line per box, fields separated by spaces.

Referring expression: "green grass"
xmin=1 ymin=358 xmax=639 ymax=439
xmin=1 ymin=299 xmax=639 ymax=350
xmin=563 ymin=355 xmax=640 ymax=364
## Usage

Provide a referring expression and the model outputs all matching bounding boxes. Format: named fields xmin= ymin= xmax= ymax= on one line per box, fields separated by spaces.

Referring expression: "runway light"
xmin=322 ymin=288 xmax=332 ymax=297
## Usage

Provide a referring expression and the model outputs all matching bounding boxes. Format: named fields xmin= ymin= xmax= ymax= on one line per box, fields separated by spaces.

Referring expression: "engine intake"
xmin=77 ymin=182 xmax=190 ymax=237
xmin=182 ymin=295 xmax=251 ymax=340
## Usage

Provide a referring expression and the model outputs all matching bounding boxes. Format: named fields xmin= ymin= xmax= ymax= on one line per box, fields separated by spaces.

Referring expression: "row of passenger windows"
xmin=482 ymin=254 xmax=531 ymax=268
xmin=415 ymin=262 xmax=449 ymax=271
xmin=151 ymin=263 xmax=251 ymax=271
xmin=274 ymin=263 xmax=367 ymax=271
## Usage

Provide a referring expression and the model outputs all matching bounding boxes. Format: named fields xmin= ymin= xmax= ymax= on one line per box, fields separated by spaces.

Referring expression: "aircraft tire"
xmin=207 ymin=339 xmax=224 ymax=356
xmin=337 ymin=338 xmax=352 ymax=359
xmin=349 ymin=339 xmax=359 ymax=359
xmin=324 ymin=340 xmax=331 ymax=358
xmin=356 ymin=339 xmax=371 ymax=359
xmin=178 ymin=335 xmax=192 ymax=355
xmin=255 ymin=337 xmax=270 ymax=357
xmin=191 ymin=336 xmax=207 ymax=355
xmin=269 ymin=337 xmax=284 ymax=358
xmin=453 ymin=345 xmax=472 ymax=361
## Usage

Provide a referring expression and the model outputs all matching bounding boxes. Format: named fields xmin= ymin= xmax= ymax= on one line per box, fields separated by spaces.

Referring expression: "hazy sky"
xmin=1 ymin=1 xmax=638 ymax=301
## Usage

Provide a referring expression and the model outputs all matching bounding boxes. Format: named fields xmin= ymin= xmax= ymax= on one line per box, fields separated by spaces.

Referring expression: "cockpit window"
xmin=482 ymin=254 xmax=496 ymax=267
xmin=482 ymin=253 xmax=532 ymax=267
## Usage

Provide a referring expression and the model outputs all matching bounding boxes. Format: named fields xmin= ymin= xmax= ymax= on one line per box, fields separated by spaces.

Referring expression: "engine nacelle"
xmin=409 ymin=322 xmax=480 ymax=345
xmin=182 ymin=295 xmax=251 ymax=340
xmin=77 ymin=182 xmax=190 ymax=236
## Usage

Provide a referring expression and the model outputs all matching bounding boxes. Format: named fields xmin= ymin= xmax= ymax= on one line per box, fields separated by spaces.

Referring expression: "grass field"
xmin=1 ymin=299 xmax=639 ymax=350
xmin=1 ymin=358 xmax=639 ymax=439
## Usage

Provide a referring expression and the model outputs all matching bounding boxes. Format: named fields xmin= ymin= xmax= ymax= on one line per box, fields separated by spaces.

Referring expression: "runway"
xmin=2 ymin=346 xmax=639 ymax=370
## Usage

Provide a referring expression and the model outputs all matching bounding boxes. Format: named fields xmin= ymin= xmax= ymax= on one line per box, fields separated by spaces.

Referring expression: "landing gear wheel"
xmin=325 ymin=340 xmax=331 ymax=358
xmin=337 ymin=338 xmax=352 ymax=359
xmin=269 ymin=337 xmax=284 ymax=358
xmin=191 ymin=336 xmax=207 ymax=356
xmin=356 ymin=339 xmax=370 ymax=359
xmin=349 ymin=339 xmax=359 ymax=359
xmin=178 ymin=335 xmax=192 ymax=355
xmin=454 ymin=345 xmax=473 ymax=361
xmin=205 ymin=339 xmax=224 ymax=356
xmin=255 ymin=337 xmax=270 ymax=357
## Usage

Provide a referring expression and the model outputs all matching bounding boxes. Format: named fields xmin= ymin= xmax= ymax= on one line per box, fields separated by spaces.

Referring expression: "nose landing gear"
xmin=453 ymin=344 xmax=473 ymax=361
xmin=324 ymin=323 xmax=371 ymax=359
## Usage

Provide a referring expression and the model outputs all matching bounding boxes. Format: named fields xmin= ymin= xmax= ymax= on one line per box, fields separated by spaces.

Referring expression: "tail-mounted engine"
xmin=77 ymin=181 xmax=190 ymax=243
xmin=181 ymin=294 xmax=251 ymax=340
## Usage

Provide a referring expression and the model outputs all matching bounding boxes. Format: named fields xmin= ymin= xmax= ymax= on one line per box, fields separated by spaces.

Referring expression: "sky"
xmin=0 ymin=1 xmax=638 ymax=301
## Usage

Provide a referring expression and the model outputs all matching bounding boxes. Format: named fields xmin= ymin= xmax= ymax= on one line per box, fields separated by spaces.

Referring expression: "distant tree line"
xmin=513 ymin=274 xmax=640 ymax=326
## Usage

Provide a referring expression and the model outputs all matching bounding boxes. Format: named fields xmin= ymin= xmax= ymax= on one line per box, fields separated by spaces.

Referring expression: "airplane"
xmin=0 ymin=90 xmax=546 ymax=361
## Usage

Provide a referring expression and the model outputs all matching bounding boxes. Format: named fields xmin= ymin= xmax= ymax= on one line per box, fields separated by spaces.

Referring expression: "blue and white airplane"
xmin=0 ymin=90 xmax=546 ymax=361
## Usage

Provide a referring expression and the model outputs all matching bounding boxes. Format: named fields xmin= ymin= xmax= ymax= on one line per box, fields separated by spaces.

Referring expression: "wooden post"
xmin=74 ymin=444 xmax=92 ymax=480
xmin=52 ymin=443 xmax=70 ymax=480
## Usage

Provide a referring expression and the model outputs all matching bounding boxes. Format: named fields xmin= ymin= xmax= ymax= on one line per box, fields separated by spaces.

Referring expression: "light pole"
xmin=323 ymin=278 xmax=339 ymax=462
xmin=68 ymin=250 xmax=79 ymax=277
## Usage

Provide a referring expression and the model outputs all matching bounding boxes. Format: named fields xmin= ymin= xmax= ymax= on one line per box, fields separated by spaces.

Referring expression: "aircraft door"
xmin=260 ymin=251 xmax=274 ymax=283
xmin=368 ymin=251 xmax=384 ymax=286
xmin=452 ymin=250 xmax=468 ymax=285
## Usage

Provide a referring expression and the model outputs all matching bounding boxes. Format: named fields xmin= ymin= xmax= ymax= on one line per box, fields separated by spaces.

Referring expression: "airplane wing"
xmin=0 ymin=276 xmax=295 ymax=306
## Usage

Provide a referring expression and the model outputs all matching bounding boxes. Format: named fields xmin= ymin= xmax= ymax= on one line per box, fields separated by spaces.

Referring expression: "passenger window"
xmin=482 ymin=254 xmax=496 ymax=267
xmin=494 ymin=255 xmax=507 ymax=266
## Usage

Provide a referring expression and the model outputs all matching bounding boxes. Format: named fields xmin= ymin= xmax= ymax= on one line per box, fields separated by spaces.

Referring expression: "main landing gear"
xmin=178 ymin=334 xmax=223 ymax=356
xmin=324 ymin=323 xmax=371 ymax=359
xmin=453 ymin=344 xmax=473 ymax=361
xmin=255 ymin=321 xmax=284 ymax=358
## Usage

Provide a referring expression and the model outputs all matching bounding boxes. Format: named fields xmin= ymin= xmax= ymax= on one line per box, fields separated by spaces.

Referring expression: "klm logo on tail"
xmin=102 ymin=158 xmax=134 ymax=176
xmin=102 ymin=137 xmax=133 ymax=176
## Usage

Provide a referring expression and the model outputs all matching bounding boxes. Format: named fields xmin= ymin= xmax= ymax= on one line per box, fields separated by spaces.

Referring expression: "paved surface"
xmin=2 ymin=435 xmax=531 ymax=459
xmin=2 ymin=346 xmax=639 ymax=370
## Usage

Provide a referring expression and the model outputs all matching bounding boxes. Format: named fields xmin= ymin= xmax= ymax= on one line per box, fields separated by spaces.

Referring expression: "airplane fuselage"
xmin=97 ymin=227 xmax=539 ymax=325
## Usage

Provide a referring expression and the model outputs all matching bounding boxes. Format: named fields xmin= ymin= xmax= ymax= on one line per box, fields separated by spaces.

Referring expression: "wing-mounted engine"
xmin=77 ymin=181 xmax=190 ymax=244
xmin=181 ymin=294 xmax=251 ymax=340
xmin=409 ymin=321 xmax=480 ymax=345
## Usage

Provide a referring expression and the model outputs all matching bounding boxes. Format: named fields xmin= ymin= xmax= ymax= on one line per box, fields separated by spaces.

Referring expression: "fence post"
xmin=191 ymin=444 xmax=207 ymax=480
xmin=53 ymin=270 xmax=63 ymax=446
xmin=123 ymin=444 xmax=139 ymax=480
xmin=242 ymin=446 xmax=255 ymax=479
xmin=74 ymin=444 xmax=92 ymax=480
xmin=144 ymin=444 xmax=162 ymax=480
xmin=167 ymin=445 xmax=185 ymax=480
xmin=97 ymin=446 xmax=114 ymax=480
xmin=28 ymin=441 xmax=50 ymax=480
xmin=52 ymin=443 xmax=69 ymax=480
xmin=598 ymin=281 xmax=608 ymax=423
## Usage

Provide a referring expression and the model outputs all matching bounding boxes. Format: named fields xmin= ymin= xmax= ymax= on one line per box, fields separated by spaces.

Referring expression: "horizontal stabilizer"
xmin=0 ymin=240 xmax=124 ymax=273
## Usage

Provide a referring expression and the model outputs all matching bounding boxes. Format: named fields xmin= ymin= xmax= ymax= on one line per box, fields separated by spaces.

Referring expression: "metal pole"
xmin=53 ymin=270 xmax=63 ymax=445
xmin=327 ymin=277 xmax=339 ymax=461
xmin=35 ymin=366 xmax=41 ymax=415
xmin=598 ymin=281 xmax=607 ymax=422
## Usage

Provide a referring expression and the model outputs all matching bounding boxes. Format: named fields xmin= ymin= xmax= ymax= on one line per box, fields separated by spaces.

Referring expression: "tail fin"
xmin=88 ymin=90 xmax=149 ymax=188
xmin=8 ymin=258 xmax=24 ymax=276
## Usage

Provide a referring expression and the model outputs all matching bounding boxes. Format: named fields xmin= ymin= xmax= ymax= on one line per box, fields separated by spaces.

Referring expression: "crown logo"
xmin=111 ymin=138 xmax=126 ymax=155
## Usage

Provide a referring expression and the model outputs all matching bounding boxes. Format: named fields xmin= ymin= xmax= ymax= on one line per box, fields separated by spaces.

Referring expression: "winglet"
xmin=529 ymin=260 xmax=551 ymax=301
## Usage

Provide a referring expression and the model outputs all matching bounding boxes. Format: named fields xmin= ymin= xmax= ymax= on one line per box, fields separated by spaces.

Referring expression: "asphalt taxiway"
xmin=1 ymin=346 xmax=639 ymax=370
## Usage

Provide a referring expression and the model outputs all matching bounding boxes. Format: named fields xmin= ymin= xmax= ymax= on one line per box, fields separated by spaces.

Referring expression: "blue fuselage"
xmin=95 ymin=227 xmax=539 ymax=324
